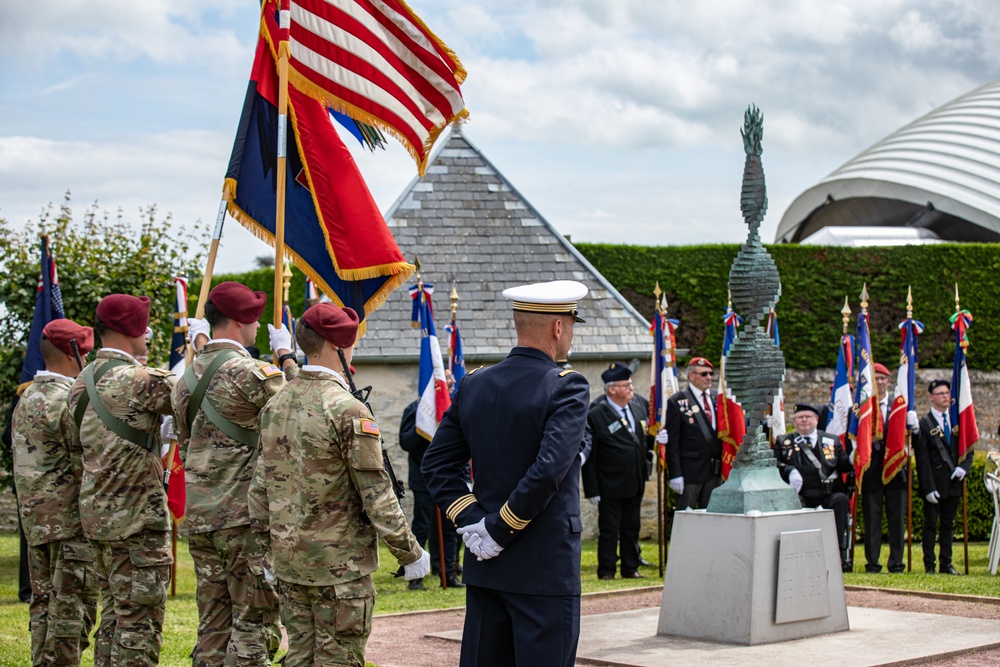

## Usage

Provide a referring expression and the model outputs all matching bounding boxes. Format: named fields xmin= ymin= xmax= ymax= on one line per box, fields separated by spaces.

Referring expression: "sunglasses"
xmin=693 ymin=371 xmax=713 ymax=377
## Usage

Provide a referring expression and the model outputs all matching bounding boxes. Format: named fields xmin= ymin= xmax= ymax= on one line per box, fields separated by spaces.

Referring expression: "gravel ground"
xmin=365 ymin=586 xmax=1000 ymax=667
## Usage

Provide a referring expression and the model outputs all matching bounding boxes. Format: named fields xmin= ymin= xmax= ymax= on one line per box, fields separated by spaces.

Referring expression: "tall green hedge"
xmin=575 ymin=243 xmax=1000 ymax=370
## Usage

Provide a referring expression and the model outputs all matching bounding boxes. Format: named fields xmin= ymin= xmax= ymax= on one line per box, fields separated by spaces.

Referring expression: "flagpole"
xmin=187 ymin=200 xmax=228 ymax=365
xmin=906 ymin=286 xmax=914 ymax=573
xmin=649 ymin=281 xmax=664 ymax=577
xmin=955 ymin=284 xmax=970 ymax=575
xmin=272 ymin=6 xmax=291 ymax=327
xmin=849 ymin=283 xmax=871 ymax=573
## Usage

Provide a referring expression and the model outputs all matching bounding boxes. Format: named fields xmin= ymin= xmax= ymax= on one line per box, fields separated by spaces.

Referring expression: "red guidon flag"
xmin=282 ymin=0 xmax=468 ymax=174
xmin=164 ymin=446 xmax=186 ymax=521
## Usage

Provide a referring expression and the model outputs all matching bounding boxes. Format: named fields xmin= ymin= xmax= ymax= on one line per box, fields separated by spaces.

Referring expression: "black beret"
xmin=602 ymin=361 xmax=631 ymax=384
xmin=928 ymin=379 xmax=951 ymax=393
xmin=793 ymin=403 xmax=821 ymax=416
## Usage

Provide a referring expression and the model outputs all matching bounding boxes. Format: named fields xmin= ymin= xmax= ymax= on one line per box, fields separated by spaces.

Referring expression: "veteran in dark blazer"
xmin=774 ymin=403 xmax=854 ymax=571
xmin=421 ymin=280 xmax=591 ymax=667
xmin=914 ymin=379 xmax=973 ymax=575
xmin=665 ymin=357 xmax=723 ymax=509
xmin=583 ymin=362 xmax=653 ymax=580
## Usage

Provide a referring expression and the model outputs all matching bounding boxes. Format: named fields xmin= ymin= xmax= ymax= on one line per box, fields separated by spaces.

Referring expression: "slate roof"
xmin=354 ymin=127 xmax=649 ymax=362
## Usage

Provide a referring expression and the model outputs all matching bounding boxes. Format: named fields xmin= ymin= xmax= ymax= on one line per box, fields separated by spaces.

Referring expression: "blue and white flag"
xmin=410 ymin=282 xmax=451 ymax=439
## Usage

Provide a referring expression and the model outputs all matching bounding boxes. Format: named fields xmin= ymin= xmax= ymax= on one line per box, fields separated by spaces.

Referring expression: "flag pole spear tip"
xmin=906 ymin=286 xmax=913 ymax=318
xmin=654 ymin=282 xmax=662 ymax=300
xmin=841 ymin=296 xmax=851 ymax=335
xmin=859 ymin=283 xmax=869 ymax=309
xmin=450 ymin=283 xmax=458 ymax=320
xmin=954 ymin=283 xmax=960 ymax=311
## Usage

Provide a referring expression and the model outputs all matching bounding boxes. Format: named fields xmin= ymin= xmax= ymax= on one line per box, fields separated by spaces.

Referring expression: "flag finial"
xmin=282 ymin=261 xmax=293 ymax=303
xmin=954 ymin=283 xmax=960 ymax=311
xmin=654 ymin=281 xmax=662 ymax=301
xmin=859 ymin=283 xmax=869 ymax=310
xmin=450 ymin=282 xmax=459 ymax=321
xmin=841 ymin=296 xmax=851 ymax=335
xmin=906 ymin=286 xmax=913 ymax=319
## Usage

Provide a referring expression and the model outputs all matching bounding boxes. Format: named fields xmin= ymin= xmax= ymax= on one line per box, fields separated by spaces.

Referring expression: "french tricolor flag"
xmin=411 ymin=282 xmax=451 ymax=439
xmin=950 ymin=307 xmax=979 ymax=462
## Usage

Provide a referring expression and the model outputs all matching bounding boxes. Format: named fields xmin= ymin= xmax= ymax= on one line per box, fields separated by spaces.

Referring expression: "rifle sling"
xmin=81 ymin=361 xmax=158 ymax=454
xmin=184 ymin=349 xmax=258 ymax=448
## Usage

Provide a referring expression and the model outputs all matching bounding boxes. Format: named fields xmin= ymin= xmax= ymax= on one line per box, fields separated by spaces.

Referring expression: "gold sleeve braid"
xmin=500 ymin=502 xmax=530 ymax=530
xmin=446 ymin=494 xmax=477 ymax=524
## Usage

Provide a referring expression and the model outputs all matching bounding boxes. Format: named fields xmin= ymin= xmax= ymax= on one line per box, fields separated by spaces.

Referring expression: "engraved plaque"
xmin=775 ymin=529 xmax=831 ymax=624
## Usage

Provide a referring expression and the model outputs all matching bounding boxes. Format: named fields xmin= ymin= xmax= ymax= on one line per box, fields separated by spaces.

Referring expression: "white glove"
xmin=589 ymin=496 xmax=600 ymax=506
xmin=160 ymin=416 xmax=175 ymax=442
xmin=457 ymin=518 xmax=503 ymax=561
xmin=668 ymin=477 xmax=684 ymax=494
xmin=402 ymin=548 xmax=431 ymax=581
xmin=951 ymin=467 xmax=967 ymax=481
xmin=187 ymin=317 xmax=210 ymax=345
xmin=144 ymin=326 xmax=154 ymax=342
xmin=925 ymin=490 xmax=940 ymax=504
xmin=267 ymin=323 xmax=292 ymax=355
xmin=579 ymin=451 xmax=587 ymax=465
xmin=788 ymin=468 xmax=804 ymax=493
xmin=655 ymin=430 xmax=669 ymax=445
xmin=906 ymin=410 xmax=919 ymax=431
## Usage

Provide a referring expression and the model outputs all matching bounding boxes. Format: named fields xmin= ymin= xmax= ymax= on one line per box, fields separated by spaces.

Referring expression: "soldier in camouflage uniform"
xmin=248 ymin=303 xmax=430 ymax=667
xmin=66 ymin=294 xmax=177 ymax=667
xmin=172 ymin=282 xmax=290 ymax=666
xmin=12 ymin=319 xmax=100 ymax=666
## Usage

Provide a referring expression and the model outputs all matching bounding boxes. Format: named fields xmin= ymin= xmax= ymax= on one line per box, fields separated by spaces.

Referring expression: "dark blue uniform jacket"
xmin=421 ymin=346 xmax=590 ymax=597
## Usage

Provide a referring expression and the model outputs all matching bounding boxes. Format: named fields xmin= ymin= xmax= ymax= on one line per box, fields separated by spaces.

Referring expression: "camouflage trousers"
xmin=91 ymin=529 xmax=173 ymax=667
xmin=189 ymin=525 xmax=279 ymax=666
xmin=279 ymin=576 xmax=375 ymax=667
xmin=27 ymin=537 xmax=100 ymax=666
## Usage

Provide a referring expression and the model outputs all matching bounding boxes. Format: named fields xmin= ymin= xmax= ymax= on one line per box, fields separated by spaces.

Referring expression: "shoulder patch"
xmin=253 ymin=363 xmax=284 ymax=380
xmin=559 ymin=369 xmax=579 ymax=377
xmin=359 ymin=419 xmax=380 ymax=436
xmin=146 ymin=367 xmax=174 ymax=378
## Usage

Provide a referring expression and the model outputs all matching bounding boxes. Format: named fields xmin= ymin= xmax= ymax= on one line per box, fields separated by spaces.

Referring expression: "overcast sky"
xmin=2 ymin=0 xmax=999 ymax=274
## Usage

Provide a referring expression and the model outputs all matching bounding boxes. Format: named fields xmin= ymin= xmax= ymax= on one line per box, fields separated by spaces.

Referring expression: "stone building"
xmin=351 ymin=126 xmax=650 ymax=539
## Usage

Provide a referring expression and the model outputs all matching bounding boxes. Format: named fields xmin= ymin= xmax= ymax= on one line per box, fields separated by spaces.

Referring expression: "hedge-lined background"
xmin=574 ymin=243 xmax=1000 ymax=370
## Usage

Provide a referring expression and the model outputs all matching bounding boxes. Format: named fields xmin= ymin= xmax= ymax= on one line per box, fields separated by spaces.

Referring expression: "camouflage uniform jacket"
xmin=171 ymin=340 xmax=286 ymax=535
xmin=248 ymin=367 xmax=420 ymax=586
xmin=12 ymin=372 xmax=83 ymax=546
xmin=67 ymin=349 xmax=176 ymax=541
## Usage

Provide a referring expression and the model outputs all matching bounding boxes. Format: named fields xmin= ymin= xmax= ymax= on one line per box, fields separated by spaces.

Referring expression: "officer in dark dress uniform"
xmin=774 ymin=403 xmax=854 ymax=571
xmin=914 ymin=379 xmax=973 ymax=575
xmin=665 ymin=357 xmax=723 ymax=509
xmin=583 ymin=362 xmax=652 ymax=580
xmin=862 ymin=363 xmax=918 ymax=573
xmin=421 ymin=280 xmax=590 ymax=667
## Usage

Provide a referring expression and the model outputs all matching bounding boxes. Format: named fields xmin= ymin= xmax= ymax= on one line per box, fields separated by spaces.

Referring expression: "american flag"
xmin=282 ymin=0 xmax=468 ymax=174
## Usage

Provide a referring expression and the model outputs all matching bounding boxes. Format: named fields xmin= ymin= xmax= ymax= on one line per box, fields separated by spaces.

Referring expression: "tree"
xmin=0 ymin=193 xmax=208 ymax=485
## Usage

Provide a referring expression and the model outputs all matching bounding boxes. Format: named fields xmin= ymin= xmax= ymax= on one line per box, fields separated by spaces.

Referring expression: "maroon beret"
xmin=302 ymin=303 xmax=359 ymax=348
xmin=96 ymin=294 xmax=151 ymax=337
xmin=687 ymin=357 xmax=714 ymax=371
xmin=42 ymin=319 xmax=94 ymax=357
xmin=873 ymin=362 xmax=890 ymax=377
xmin=209 ymin=281 xmax=267 ymax=324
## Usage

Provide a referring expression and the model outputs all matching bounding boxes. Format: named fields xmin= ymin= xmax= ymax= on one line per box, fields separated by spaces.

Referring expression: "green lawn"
xmin=0 ymin=531 xmax=997 ymax=666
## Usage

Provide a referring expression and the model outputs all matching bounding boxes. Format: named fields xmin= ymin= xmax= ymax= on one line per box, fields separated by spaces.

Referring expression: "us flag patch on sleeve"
xmin=360 ymin=419 xmax=380 ymax=436
xmin=258 ymin=364 xmax=283 ymax=378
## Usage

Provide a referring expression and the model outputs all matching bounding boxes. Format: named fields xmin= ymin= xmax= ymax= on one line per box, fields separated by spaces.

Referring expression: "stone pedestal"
xmin=658 ymin=508 xmax=849 ymax=645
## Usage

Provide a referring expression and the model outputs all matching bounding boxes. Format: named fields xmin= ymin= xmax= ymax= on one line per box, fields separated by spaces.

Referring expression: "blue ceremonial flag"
xmin=169 ymin=276 xmax=189 ymax=374
xmin=848 ymin=310 xmax=876 ymax=480
xmin=826 ymin=332 xmax=854 ymax=438
xmin=410 ymin=282 xmax=451 ymax=439
xmin=20 ymin=234 xmax=65 ymax=384
xmin=444 ymin=320 xmax=465 ymax=394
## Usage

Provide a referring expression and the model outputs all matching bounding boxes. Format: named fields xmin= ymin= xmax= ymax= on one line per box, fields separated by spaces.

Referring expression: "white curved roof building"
xmin=776 ymin=78 xmax=1000 ymax=244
